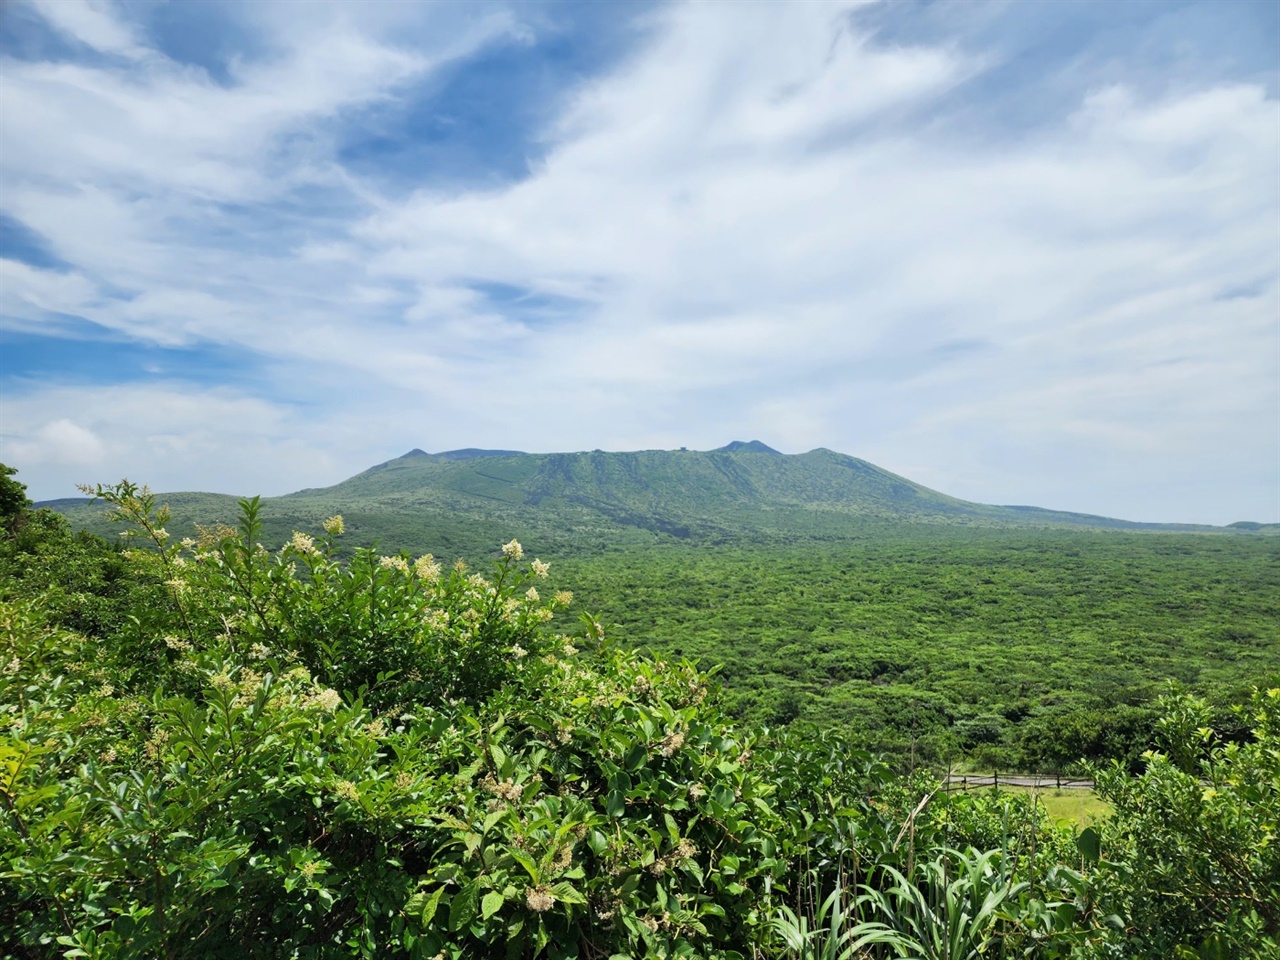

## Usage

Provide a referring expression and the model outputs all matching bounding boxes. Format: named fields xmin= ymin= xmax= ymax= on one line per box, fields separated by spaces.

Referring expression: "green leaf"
xmin=605 ymin=790 xmax=626 ymax=817
xmin=682 ymin=859 xmax=704 ymax=885
xmin=1076 ymin=826 xmax=1101 ymax=864
xmin=449 ymin=881 xmax=479 ymax=932
xmin=481 ymin=889 xmax=505 ymax=920
xmin=664 ymin=812 xmax=680 ymax=845
xmin=624 ymin=743 xmax=647 ymax=771
xmin=411 ymin=886 xmax=446 ymax=927
xmin=550 ymin=881 xmax=587 ymax=905
xmin=511 ymin=848 xmax=540 ymax=884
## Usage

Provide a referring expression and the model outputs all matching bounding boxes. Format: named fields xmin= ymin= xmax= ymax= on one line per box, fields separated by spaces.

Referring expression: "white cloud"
xmin=0 ymin=1 xmax=1275 ymax=523
xmin=338 ymin=2 xmax=1276 ymax=523
xmin=30 ymin=0 xmax=147 ymax=59
xmin=0 ymin=260 xmax=101 ymax=326
xmin=6 ymin=418 xmax=106 ymax=469
xmin=0 ymin=383 xmax=390 ymax=499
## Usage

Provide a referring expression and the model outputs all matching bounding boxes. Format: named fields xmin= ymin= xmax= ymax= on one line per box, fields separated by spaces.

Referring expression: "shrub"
xmin=1 ymin=484 xmax=894 ymax=958
xmin=1090 ymin=686 xmax=1280 ymax=958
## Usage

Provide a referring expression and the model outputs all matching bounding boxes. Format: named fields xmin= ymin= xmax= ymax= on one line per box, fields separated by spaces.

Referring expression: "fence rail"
xmin=945 ymin=773 xmax=1095 ymax=791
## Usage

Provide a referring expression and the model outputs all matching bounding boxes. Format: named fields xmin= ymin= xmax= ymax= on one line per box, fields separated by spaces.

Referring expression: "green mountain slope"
xmin=44 ymin=442 xmax=1234 ymax=558
xmin=284 ymin=442 xmax=1217 ymax=535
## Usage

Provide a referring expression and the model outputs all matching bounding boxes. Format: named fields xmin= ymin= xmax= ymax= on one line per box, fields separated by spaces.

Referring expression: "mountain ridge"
xmin=40 ymin=442 xmax=1257 ymax=558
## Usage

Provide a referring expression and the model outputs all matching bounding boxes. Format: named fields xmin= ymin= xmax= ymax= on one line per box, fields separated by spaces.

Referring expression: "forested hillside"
xmin=40 ymin=448 xmax=1279 ymax=772
xmin=43 ymin=444 xmax=1233 ymax=562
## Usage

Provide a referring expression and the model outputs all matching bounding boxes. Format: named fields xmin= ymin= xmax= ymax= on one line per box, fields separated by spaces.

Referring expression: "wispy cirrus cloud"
xmin=1 ymin=0 xmax=1276 ymax=524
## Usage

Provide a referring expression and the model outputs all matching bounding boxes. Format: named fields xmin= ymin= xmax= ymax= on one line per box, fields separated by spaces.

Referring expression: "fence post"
xmin=994 ymin=770 xmax=999 ymax=791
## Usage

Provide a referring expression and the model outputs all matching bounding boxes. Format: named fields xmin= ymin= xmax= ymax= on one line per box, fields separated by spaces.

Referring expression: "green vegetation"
xmin=948 ymin=787 xmax=1110 ymax=828
xmin=558 ymin=532 xmax=1280 ymax=770
xmin=46 ymin=444 xmax=1239 ymax=562
xmin=3 ymin=463 xmax=1278 ymax=958
xmin=43 ymin=449 xmax=1280 ymax=774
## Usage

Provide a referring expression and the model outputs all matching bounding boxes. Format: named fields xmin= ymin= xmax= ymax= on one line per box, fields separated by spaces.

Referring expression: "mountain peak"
xmin=713 ymin=440 xmax=782 ymax=454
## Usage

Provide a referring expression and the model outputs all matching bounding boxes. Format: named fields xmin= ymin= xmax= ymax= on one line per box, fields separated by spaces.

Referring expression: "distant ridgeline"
xmin=40 ymin=441 xmax=1259 ymax=559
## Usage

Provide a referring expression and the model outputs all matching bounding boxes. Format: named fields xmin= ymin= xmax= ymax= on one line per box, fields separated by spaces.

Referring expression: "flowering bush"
xmin=1 ymin=483 xmax=900 ymax=958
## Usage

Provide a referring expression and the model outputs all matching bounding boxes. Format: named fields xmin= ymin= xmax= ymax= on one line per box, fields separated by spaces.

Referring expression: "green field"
xmin=1033 ymin=788 xmax=1111 ymax=827
xmin=944 ymin=783 xmax=1112 ymax=827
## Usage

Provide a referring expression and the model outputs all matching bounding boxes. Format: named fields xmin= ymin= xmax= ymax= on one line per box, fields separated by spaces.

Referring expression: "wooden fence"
xmin=944 ymin=773 xmax=1095 ymax=791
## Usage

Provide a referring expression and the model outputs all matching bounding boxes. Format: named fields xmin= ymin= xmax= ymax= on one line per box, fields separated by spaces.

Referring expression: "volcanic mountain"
xmin=43 ymin=442 xmax=1221 ymax=557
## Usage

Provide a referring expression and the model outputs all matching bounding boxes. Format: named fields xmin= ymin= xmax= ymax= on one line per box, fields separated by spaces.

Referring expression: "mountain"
xmin=43 ymin=442 xmax=1232 ymax=558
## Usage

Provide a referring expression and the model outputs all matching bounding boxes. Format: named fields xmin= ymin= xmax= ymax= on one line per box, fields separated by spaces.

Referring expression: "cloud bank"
xmin=1 ymin=0 xmax=1277 ymax=524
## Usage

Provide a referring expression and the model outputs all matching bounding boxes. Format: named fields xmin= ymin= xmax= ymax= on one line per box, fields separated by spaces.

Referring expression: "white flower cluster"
xmin=305 ymin=687 xmax=342 ymax=712
xmin=526 ymin=887 xmax=555 ymax=912
xmin=422 ymin=608 xmax=450 ymax=631
xmin=659 ymin=729 xmax=685 ymax=758
xmin=414 ymin=554 xmax=441 ymax=582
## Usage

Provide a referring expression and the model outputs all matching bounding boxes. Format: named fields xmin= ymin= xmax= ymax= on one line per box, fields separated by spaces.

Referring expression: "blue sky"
xmin=1 ymin=0 xmax=1276 ymax=524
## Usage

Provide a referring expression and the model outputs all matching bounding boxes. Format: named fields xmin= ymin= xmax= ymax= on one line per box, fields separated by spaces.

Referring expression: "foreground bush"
xmin=2 ymin=469 xmax=1276 ymax=959
xmin=1089 ymin=687 xmax=1280 ymax=958
xmin=2 ymin=482 xmax=912 ymax=958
